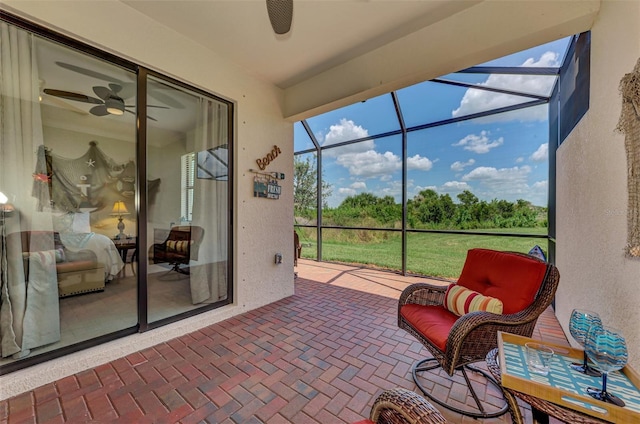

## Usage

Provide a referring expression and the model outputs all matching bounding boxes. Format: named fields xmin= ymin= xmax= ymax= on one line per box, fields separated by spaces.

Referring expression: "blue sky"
xmin=295 ymin=37 xmax=571 ymax=208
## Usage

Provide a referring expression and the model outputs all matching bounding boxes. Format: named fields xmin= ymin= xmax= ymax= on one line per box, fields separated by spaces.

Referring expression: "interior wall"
xmin=42 ymin=125 xmax=139 ymax=238
xmin=556 ymin=0 xmax=640 ymax=370
xmin=0 ymin=3 xmax=293 ymax=399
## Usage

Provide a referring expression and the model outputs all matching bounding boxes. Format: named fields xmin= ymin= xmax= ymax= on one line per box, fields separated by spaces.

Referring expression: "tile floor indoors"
xmin=0 ymin=259 xmax=570 ymax=423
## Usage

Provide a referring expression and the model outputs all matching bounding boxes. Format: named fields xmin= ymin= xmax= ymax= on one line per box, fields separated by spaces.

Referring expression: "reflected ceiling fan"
xmin=53 ymin=61 xmax=186 ymax=110
xmin=266 ymin=0 xmax=293 ymax=35
xmin=39 ymin=79 xmax=89 ymax=115
xmin=43 ymin=83 xmax=168 ymax=120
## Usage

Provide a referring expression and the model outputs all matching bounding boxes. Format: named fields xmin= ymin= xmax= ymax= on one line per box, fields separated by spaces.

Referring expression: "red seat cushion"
xmin=400 ymin=304 xmax=458 ymax=351
xmin=457 ymin=248 xmax=547 ymax=314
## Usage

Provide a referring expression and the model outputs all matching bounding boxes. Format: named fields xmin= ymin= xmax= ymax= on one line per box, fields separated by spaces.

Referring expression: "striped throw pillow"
xmin=443 ymin=284 xmax=503 ymax=316
xmin=166 ymin=240 xmax=193 ymax=254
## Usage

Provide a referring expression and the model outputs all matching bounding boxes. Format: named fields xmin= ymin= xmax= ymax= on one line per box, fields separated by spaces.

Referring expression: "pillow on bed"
xmin=54 ymin=247 xmax=66 ymax=263
xmin=443 ymin=284 xmax=503 ymax=316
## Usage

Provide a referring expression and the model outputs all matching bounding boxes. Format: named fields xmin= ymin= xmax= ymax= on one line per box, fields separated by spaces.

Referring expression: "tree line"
xmin=294 ymin=156 xmax=546 ymax=230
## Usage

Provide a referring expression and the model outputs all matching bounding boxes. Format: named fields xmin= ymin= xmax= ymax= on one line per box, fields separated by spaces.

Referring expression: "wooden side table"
xmin=113 ymin=237 xmax=137 ymax=276
xmin=486 ymin=348 xmax=611 ymax=424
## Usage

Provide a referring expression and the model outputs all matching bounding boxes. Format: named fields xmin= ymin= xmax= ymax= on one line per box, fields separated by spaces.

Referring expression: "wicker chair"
xmin=294 ymin=230 xmax=302 ymax=267
xmin=152 ymin=225 xmax=204 ymax=275
xmin=398 ymin=248 xmax=560 ymax=419
xmin=353 ymin=388 xmax=447 ymax=424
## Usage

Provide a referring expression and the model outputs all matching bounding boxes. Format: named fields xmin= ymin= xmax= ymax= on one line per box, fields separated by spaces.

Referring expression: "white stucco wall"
xmin=0 ymin=2 xmax=294 ymax=399
xmin=556 ymin=0 xmax=640 ymax=371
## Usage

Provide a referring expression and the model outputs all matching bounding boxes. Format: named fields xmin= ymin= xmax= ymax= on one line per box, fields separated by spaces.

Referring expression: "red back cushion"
xmin=456 ymin=248 xmax=547 ymax=314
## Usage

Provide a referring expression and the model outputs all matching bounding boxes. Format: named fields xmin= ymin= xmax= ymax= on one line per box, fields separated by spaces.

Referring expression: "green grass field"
xmin=296 ymin=227 xmax=548 ymax=279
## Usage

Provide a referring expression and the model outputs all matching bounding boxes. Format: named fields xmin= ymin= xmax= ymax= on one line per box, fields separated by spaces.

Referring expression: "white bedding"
xmin=59 ymin=233 xmax=124 ymax=281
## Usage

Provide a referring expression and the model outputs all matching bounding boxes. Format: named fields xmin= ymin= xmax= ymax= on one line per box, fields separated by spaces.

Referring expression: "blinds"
xmin=180 ymin=152 xmax=195 ymax=222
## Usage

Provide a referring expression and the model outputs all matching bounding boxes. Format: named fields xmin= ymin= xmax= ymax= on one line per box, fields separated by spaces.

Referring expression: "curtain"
xmin=0 ymin=22 xmax=59 ymax=358
xmin=189 ymin=98 xmax=229 ymax=304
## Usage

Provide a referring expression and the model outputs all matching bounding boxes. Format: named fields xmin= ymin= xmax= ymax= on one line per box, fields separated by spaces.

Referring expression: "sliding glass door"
xmin=0 ymin=17 xmax=232 ymax=373
xmin=146 ymin=75 xmax=230 ymax=323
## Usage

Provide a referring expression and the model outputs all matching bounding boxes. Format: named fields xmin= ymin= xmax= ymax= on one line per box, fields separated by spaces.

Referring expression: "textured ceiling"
xmin=121 ymin=0 xmax=480 ymax=89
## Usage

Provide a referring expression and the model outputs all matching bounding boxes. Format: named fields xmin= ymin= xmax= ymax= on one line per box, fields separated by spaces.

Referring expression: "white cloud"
xmin=338 ymin=187 xmax=357 ymax=196
xmin=414 ymin=185 xmax=438 ymax=192
xmin=453 ymin=131 xmax=503 ymax=154
xmin=321 ymin=118 xmax=374 ymax=157
xmin=442 ymin=181 xmax=471 ymax=191
xmin=532 ymin=180 xmax=548 ymax=189
xmin=318 ymin=118 xmax=434 ymax=180
xmin=350 ymin=181 xmax=367 ymax=190
xmin=462 ymin=165 xmax=536 ymax=201
xmin=451 ymin=159 xmax=475 ymax=172
xmin=407 ymin=154 xmax=434 ymax=171
xmin=530 ymin=143 xmax=548 ymax=162
xmin=530 ymin=180 xmax=549 ymax=206
xmin=452 ymin=52 xmax=560 ymax=122
xmin=336 ymin=150 xmax=398 ymax=177
xmin=335 ymin=150 xmax=432 ymax=179
xmin=515 ymin=157 xmax=524 ymax=163
xmin=379 ymin=180 xmax=404 ymax=199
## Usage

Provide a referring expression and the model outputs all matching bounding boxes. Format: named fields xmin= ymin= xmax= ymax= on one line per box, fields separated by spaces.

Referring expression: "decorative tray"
xmin=497 ymin=331 xmax=640 ymax=423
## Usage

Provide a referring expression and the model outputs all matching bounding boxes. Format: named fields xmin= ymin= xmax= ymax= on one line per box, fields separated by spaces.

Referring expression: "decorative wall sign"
xmin=250 ymin=169 xmax=283 ymax=200
xmin=256 ymin=145 xmax=281 ymax=170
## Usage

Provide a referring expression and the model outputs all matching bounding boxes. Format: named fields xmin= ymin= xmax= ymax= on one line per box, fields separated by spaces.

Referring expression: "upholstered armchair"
xmin=398 ymin=248 xmax=560 ymax=419
xmin=353 ymin=388 xmax=447 ymax=424
xmin=152 ymin=225 xmax=204 ymax=274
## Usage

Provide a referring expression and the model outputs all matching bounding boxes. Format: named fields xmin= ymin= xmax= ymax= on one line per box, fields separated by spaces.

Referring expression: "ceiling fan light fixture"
xmin=105 ymin=97 xmax=125 ymax=115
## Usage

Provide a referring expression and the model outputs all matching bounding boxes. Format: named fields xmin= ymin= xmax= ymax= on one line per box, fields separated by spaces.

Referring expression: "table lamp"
xmin=111 ymin=200 xmax=130 ymax=240
xmin=0 ymin=191 xmax=15 ymax=226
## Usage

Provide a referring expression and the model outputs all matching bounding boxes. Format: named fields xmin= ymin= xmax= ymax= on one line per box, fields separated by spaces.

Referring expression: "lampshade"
xmin=110 ymin=201 xmax=130 ymax=216
xmin=0 ymin=191 xmax=15 ymax=218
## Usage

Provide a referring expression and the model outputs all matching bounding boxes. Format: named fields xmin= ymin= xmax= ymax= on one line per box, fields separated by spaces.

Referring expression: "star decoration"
xmin=86 ymin=159 xmax=95 ymax=167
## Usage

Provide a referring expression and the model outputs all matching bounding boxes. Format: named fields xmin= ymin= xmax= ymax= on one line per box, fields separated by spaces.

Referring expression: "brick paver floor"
xmin=0 ymin=259 xmax=569 ymax=423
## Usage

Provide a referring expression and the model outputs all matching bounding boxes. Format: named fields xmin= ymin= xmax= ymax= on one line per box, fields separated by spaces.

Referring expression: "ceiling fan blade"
xmin=109 ymin=83 xmax=123 ymax=94
xmin=266 ymin=0 xmax=293 ymax=35
xmin=117 ymin=83 xmax=136 ymax=100
xmin=124 ymin=104 xmax=169 ymax=109
xmin=124 ymin=108 xmax=157 ymax=121
xmin=90 ymin=105 xmax=110 ymax=116
xmin=93 ymin=86 xmax=117 ymax=101
xmin=148 ymin=90 xmax=185 ymax=109
xmin=55 ymin=61 xmax=123 ymax=84
xmin=41 ymin=94 xmax=90 ymax=115
xmin=43 ymin=89 xmax=103 ymax=104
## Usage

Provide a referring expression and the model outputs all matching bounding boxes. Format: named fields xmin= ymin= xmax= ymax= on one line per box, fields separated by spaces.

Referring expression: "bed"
xmin=59 ymin=232 xmax=124 ymax=281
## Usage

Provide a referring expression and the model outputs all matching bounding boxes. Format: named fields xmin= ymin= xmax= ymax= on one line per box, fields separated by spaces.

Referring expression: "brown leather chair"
xmin=398 ymin=248 xmax=560 ymax=419
xmin=152 ymin=225 xmax=204 ymax=274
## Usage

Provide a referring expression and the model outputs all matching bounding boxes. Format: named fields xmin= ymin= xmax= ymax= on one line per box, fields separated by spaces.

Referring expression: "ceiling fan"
xmin=266 ymin=0 xmax=293 ymax=35
xmin=43 ymin=84 xmax=168 ymax=120
xmin=54 ymin=61 xmax=186 ymax=110
xmin=39 ymin=79 xmax=89 ymax=115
